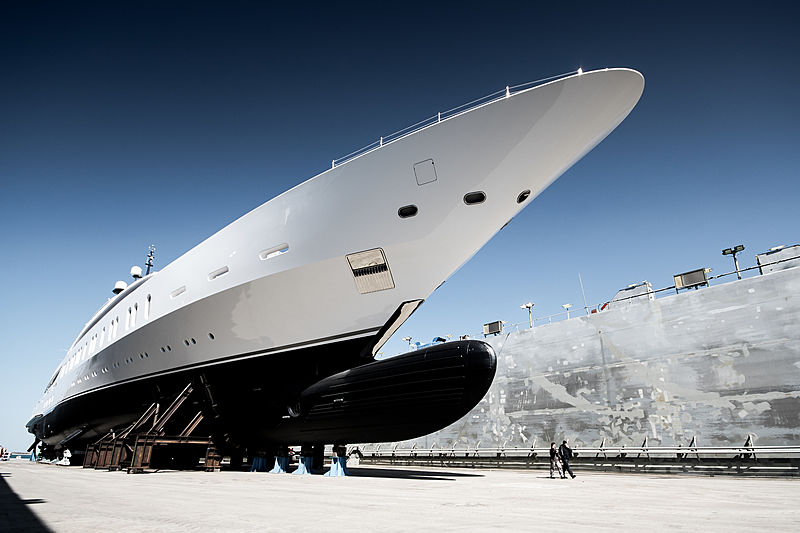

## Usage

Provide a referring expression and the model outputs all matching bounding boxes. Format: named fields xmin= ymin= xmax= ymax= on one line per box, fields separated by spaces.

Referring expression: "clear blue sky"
xmin=1 ymin=2 xmax=798 ymax=451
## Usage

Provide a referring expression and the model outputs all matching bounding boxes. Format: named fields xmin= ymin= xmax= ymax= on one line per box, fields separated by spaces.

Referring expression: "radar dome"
xmin=112 ymin=281 xmax=128 ymax=295
xmin=130 ymin=265 xmax=143 ymax=279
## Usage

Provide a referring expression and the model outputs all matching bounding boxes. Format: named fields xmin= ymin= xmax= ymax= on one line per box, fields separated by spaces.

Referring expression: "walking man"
xmin=549 ymin=442 xmax=564 ymax=478
xmin=559 ymin=439 xmax=576 ymax=478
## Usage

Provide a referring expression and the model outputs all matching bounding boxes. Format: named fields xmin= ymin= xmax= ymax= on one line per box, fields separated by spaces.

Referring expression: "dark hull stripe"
xmin=47 ymin=326 xmax=381 ymax=414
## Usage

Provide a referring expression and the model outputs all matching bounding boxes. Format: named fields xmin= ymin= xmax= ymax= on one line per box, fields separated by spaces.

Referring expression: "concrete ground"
xmin=1 ymin=460 xmax=798 ymax=532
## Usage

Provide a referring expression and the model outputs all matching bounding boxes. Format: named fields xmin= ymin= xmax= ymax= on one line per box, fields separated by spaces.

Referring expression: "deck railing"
xmin=351 ymin=441 xmax=800 ymax=475
xmin=473 ymin=254 xmax=800 ymax=337
xmin=354 ymin=443 xmax=800 ymax=459
xmin=330 ymin=70 xmax=578 ymax=169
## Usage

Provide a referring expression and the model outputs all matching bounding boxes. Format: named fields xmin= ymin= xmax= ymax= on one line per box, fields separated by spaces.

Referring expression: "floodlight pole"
xmin=520 ymin=302 xmax=534 ymax=329
xmin=722 ymin=244 xmax=745 ymax=280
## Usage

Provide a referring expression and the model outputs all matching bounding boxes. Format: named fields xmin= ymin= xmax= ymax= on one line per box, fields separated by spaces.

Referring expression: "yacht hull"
xmin=29 ymin=68 xmax=644 ymax=456
xmin=29 ymin=340 xmax=496 ymax=453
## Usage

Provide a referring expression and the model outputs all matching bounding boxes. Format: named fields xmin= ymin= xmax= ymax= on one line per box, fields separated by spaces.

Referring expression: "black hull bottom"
xmin=249 ymin=339 xmax=496 ymax=444
xmin=30 ymin=339 xmax=496 ymax=456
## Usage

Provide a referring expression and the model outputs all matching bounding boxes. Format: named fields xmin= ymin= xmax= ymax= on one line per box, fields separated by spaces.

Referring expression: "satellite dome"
xmin=130 ymin=266 xmax=143 ymax=279
xmin=112 ymin=280 xmax=128 ymax=295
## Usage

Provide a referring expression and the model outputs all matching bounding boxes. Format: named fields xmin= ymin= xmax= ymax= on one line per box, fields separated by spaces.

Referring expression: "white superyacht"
xmin=27 ymin=68 xmax=644 ymax=459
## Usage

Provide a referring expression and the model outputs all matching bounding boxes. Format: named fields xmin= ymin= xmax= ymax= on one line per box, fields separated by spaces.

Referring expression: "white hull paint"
xmin=32 ymin=68 xmax=644 ymax=428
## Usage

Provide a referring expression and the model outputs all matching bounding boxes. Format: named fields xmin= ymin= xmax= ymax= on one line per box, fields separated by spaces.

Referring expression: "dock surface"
xmin=2 ymin=460 xmax=798 ymax=532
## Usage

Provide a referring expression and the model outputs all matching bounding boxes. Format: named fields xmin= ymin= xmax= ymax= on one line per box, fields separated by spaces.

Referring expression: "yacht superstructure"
xmin=27 ymin=68 xmax=644 ymax=458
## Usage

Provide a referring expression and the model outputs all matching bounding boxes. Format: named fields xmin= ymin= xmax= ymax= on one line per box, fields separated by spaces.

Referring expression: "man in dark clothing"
xmin=549 ymin=442 xmax=565 ymax=479
xmin=559 ymin=439 xmax=576 ymax=478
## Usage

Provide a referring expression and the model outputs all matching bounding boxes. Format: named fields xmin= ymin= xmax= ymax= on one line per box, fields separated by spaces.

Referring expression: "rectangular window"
xmin=259 ymin=243 xmax=289 ymax=260
xmin=170 ymin=286 xmax=186 ymax=298
xmin=208 ymin=266 xmax=229 ymax=280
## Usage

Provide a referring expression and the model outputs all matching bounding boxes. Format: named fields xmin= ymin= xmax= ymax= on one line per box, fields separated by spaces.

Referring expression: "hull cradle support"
xmin=82 ymin=383 xmax=222 ymax=473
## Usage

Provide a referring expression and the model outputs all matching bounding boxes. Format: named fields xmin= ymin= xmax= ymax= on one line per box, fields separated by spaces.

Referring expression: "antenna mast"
xmin=578 ymin=272 xmax=589 ymax=315
xmin=145 ymin=245 xmax=156 ymax=275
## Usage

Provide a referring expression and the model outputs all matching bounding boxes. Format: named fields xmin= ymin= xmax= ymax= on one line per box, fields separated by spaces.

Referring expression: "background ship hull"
xmin=388 ymin=267 xmax=800 ymax=450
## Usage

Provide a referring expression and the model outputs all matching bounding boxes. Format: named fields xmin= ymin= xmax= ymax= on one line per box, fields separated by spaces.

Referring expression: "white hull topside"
xmin=34 ymin=68 xmax=644 ymax=419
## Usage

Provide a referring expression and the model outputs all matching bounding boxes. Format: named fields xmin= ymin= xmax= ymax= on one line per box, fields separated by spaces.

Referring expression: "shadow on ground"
xmin=0 ymin=470 xmax=52 ymax=532
xmin=83 ymin=465 xmax=483 ymax=481
xmin=347 ymin=467 xmax=484 ymax=481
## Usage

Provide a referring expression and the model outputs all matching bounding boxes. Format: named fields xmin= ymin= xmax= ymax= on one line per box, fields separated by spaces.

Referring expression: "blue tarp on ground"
xmin=324 ymin=456 xmax=349 ymax=476
xmin=269 ymin=456 xmax=289 ymax=474
xmin=293 ymin=456 xmax=313 ymax=475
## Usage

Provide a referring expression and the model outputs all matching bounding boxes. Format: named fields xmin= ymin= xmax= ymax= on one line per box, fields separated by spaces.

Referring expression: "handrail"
xmin=330 ymin=70 xmax=578 ymax=169
xmin=471 ymin=253 xmax=799 ymax=337
xmin=364 ymin=445 xmax=800 ymax=457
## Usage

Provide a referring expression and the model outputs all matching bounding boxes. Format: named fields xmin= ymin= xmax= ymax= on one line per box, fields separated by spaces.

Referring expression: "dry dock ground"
xmin=2 ymin=460 xmax=798 ymax=532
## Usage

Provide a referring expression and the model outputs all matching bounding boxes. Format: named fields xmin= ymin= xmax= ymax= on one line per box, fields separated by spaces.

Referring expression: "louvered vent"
xmin=346 ymin=248 xmax=395 ymax=294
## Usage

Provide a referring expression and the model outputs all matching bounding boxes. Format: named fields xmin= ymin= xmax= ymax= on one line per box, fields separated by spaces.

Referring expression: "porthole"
xmin=517 ymin=189 xmax=531 ymax=204
xmin=208 ymin=333 xmax=215 ymax=340
xmin=166 ymin=345 xmax=172 ymax=352
xmin=191 ymin=338 xmax=196 ymax=345
xmin=184 ymin=339 xmax=190 ymax=347
xmin=160 ymin=347 xmax=165 ymax=353
xmin=398 ymin=205 xmax=418 ymax=218
xmin=464 ymin=191 xmax=486 ymax=205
